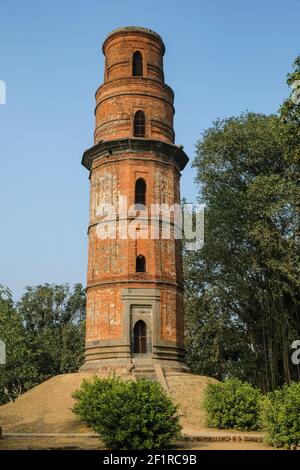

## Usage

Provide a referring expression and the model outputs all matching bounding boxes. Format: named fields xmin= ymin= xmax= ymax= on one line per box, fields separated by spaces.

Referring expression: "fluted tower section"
xmin=81 ymin=27 xmax=189 ymax=373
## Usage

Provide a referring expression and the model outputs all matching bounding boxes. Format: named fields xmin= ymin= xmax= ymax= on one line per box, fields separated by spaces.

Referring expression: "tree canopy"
xmin=184 ymin=56 xmax=300 ymax=391
xmin=0 ymin=283 xmax=86 ymax=404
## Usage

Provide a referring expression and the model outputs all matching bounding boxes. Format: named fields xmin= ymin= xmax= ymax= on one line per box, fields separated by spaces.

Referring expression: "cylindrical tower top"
xmin=103 ymin=26 xmax=165 ymax=53
xmin=94 ymin=26 xmax=175 ymax=144
xmin=102 ymin=26 xmax=165 ymax=82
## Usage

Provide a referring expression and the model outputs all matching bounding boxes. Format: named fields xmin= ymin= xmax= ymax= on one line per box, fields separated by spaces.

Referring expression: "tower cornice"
xmin=81 ymin=138 xmax=189 ymax=171
xmin=102 ymin=26 xmax=165 ymax=56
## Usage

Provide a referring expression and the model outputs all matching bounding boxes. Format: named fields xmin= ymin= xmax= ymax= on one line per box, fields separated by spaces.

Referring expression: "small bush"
xmin=203 ymin=378 xmax=261 ymax=430
xmin=259 ymin=381 xmax=300 ymax=449
xmin=72 ymin=375 xmax=181 ymax=449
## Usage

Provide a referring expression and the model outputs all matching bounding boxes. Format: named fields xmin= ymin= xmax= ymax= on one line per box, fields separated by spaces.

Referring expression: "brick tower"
xmin=81 ymin=27 xmax=189 ymax=375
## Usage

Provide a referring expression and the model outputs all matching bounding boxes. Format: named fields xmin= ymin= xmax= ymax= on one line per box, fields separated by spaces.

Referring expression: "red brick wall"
xmin=85 ymin=28 xmax=185 ymax=348
xmin=94 ymin=29 xmax=175 ymax=144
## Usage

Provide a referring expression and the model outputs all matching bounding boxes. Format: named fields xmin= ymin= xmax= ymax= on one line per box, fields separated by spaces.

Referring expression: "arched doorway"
xmin=133 ymin=320 xmax=147 ymax=353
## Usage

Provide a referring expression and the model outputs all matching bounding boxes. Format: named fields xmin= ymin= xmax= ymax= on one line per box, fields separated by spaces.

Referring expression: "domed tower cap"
xmin=102 ymin=26 xmax=165 ymax=55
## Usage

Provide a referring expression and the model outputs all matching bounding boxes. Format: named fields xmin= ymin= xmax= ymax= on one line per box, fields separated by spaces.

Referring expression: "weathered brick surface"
xmin=94 ymin=79 xmax=174 ymax=143
xmin=83 ymin=27 xmax=188 ymax=364
xmin=94 ymin=28 xmax=174 ymax=144
xmin=86 ymin=285 xmax=124 ymax=341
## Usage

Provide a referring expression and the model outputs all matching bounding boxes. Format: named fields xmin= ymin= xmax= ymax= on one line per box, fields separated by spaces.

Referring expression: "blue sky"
xmin=0 ymin=0 xmax=299 ymax=299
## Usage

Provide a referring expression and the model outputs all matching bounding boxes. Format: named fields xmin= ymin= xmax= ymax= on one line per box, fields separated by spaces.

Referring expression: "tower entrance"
xmin=131 ymin=305 xmax=152 ymax=357
xmin=133 ymin=320 xmax=147 ymax=354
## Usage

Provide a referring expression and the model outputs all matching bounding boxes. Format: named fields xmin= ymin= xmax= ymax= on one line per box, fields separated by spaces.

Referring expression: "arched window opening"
xmin=134 ymin=110 xmax=145 ymax=137
xmin=132 ymin=51 xmax=143 ymax=76
xmin=136 ymin=254 xmax=146 ymax=273
xmin=135 ymin=178 xmax=146 ymax=206
xmin=133 ymin=320 xmax=147 ymax=353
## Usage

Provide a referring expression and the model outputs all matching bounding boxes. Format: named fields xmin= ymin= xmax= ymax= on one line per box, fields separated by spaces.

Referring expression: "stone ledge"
xmin=82 ymin=138 xmax=189 ymax=171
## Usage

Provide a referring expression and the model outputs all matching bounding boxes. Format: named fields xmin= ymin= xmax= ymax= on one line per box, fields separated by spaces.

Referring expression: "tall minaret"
xmin=81 ymin=27 xmax=189 ymax=374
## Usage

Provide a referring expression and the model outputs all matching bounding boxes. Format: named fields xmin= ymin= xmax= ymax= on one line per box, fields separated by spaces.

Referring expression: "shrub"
xmin=203 ymin=378 xmax=261 ymax=430
xmin=259 ymin=381 xmax=300 ymax=448
xmin=72 ymin=375 xmax=181 ymax=449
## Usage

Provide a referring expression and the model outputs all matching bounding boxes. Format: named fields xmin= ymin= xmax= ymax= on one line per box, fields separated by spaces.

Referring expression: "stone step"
xmin=133 ymin=361 xmax=154 ymax=369
xmin=132 ymin=364 xmax=155 ymax=371
xmin=134 ymin=373 xmax=157 ymax=381
xmin=133 ymin=365 xmax=157 ymax=380
xmin=134 ymin=368 xmax=156 ymax=374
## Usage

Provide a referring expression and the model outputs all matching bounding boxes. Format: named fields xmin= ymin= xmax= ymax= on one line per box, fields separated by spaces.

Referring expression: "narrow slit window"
xmin=134 ymin=110 xmax=145 ymax=137
xmin=136 ymin=254 xmax=146 ymax=273
xmin=133 ymin=51 xmax=143 ymax=76
xmin=135 ymin=178 xmax=146 ymax=206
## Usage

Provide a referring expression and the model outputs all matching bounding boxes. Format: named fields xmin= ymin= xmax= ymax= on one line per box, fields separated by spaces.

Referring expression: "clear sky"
xmin=0 ymin=0 xmax=299 ymax=299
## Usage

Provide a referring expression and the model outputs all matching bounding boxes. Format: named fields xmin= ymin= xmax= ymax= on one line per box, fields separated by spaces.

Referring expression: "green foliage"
xmin=279 ymin=55 xmax=300 ymax=165
xmin=184 ymin=56 xmax=300 ymax=390
xmin=203 ymin=378 xmax=262 ymax=431
xmin=16 ymin=283 xmax=86 ymax=380
xmin=185 ymin=109 xmax=300 ymax=390
xmin=0 ymin=286 xmax=40 ymax=403
xmin=184 ymin=290 xmax=256 ymax=381
xmin=0 ymin=283 xmax=86 ymax=405
xmin=260 ymin=382 xmax=300 ymax=448
xmin=18 ymin=283 xmax=85 ymax=331
xmin=73 ymin=376 xmax=182 ymax=450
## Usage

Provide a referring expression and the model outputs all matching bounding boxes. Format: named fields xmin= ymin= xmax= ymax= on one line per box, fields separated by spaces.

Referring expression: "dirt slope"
xmin=166 ymin=373 xmax=216 ymax=430
xmin=0 ymin=373 xmax=93 ymax=433
xmin=0 ymin=372 xmax=214 ymax=433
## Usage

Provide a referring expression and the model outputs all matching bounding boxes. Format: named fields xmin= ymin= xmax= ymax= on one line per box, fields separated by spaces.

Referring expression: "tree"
xmin=73 ymin=376 xmax=181 ymax=449
xmin=0 ymin=283 xmax=86 ymax=404
xmin=17 ymin=283 xmax=86 ymax=379
xmin=279 ymin=55 xmax=300 ymax=166
xmin=185 ymin=107 xmax=300 ymax=390
xmin=184 ymin=288 xmax=255 ymax=381
xmin=0 ymin=286 xmax=39 ymax=403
